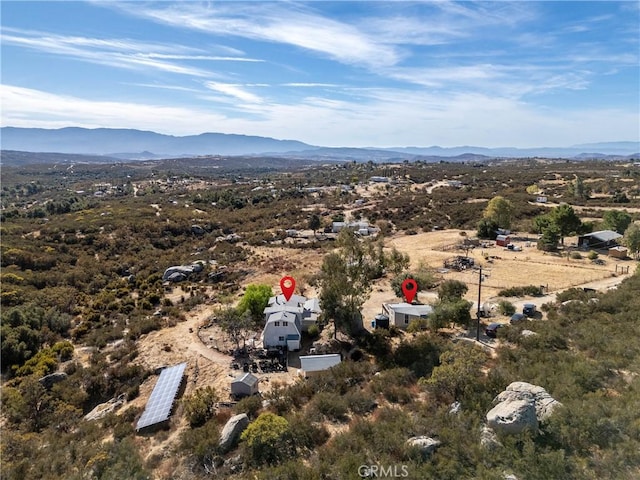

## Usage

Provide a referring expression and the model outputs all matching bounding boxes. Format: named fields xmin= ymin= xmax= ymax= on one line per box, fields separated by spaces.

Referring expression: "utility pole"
xmin=476 ymin=266 xmax=482 ymax=341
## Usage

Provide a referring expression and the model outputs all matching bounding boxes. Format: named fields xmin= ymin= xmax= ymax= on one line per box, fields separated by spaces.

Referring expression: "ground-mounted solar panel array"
xmin=136 ymin=362 xmax=187 ymax=431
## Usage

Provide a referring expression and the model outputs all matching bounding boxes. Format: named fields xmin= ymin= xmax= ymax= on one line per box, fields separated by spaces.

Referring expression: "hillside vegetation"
xmin=1 ymin=158 xmax=639 ymax=479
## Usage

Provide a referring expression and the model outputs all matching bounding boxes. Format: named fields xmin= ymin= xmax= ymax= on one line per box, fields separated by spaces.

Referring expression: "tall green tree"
xmin=602 ymin=210 xmax=632 ymax=234
xmin=477 ymin=218 xmax=499 ymax=239
xmin=549 ymin=204 xmax=582 ymax=245
xmin=537 ymin=223 xmax=561 ymax=251
xmin=308 ymin=213 xmax=321 ymax=237
xmin=532 ymin=214 xmax=552 ymax=234
xmin=216 ymin=307 xmax=253 ymax=349
xmin=386 ymin=247 xmax=410 ymax=276
xmin=438 ymin=279 xmax=468 ymax=302
xmin=483 ymin=196 xmax=514 ymax=229
xmin=237 ymin=284 xmax=273 ymax=322
xmin=318 ymin=230 xmax=375 ymax=338
xmin=568 ymin=176 xmax=589 ymax=200
xmin=623 ymin=223 xmax=640 ymax=259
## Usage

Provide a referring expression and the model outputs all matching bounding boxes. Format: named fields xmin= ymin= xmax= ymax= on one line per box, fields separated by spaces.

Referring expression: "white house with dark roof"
xmin=263 ymin=294 xmax=321 ymax=333
xmin=261 ymin=293 xmax=322 ymax=350
xmin=261 ymin=311 xmax=301 ymax=351
xmin=382 ymin=303 xmax=434 ymax=329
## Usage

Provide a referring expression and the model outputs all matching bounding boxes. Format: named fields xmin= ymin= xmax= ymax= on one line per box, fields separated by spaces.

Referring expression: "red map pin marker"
xmin=280 ymin=276 xmax=296 ymax=302
xmin=401 ymin=278 xmax=417 ymax=304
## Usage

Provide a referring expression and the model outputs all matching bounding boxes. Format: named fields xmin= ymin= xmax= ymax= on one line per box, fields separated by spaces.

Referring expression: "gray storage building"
xmin=231 ymin=372 xmax=259 ymax=399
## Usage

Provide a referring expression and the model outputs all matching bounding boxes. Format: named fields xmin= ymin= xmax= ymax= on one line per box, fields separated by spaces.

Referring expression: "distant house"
xmin=331 ymin=220 xmax=378 ymax=236
xmin=382 ymin=303 xmax=434 ymax=329
xmin=370 ymin=176 xmax=390 ymax=183
xmin=331 ymin=221 xmax=347 ymax=233
xmin=299 ymin=354 xmax=341 ymax=377
xmin=536 ymin=196 xmax=548 ymax=203
xmin=231 ymin=372 xmax=259 ymax=399
xmin=578 ymin=230 xmax=622 ymax=249
xmin=261 ymin=311 xmax=301 ymax=351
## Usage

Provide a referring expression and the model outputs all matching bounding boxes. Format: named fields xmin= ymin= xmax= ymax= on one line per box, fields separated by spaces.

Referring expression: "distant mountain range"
xmin=1 ymin=127 xmax=638 ymax=163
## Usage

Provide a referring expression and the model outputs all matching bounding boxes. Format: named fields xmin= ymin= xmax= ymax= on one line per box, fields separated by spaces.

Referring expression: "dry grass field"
xmin=387 ymin=230 xmax=635 ymax=300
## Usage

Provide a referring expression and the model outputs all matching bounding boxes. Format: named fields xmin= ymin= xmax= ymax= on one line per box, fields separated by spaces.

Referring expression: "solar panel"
xmin=136 ymin=362 xmax=187 ymax=431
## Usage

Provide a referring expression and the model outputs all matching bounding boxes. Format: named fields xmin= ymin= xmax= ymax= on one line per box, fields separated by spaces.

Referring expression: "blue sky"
xmin=1 ymin=1 xmax=639 ymax=147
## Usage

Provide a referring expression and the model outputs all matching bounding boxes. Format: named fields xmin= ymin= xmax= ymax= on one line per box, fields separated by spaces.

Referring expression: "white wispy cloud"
xmin=110 ymin=2 xmax=401 ymax=69
xmin=204 ymin=82 xmax=264 ymax=104
xmin=123 ymin=83 xmax=202 ymax=93
xmin=0 ymin=27 xmax=250 ymax=77
xmin=143 ymin=53 xmax=263 ymax=62
xmin=282 ymin=83 xmax=342 ymax=88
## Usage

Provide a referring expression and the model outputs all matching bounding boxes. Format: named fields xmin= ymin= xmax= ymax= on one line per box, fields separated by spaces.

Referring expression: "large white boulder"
xmin=495 ymin=382 xmax=562 ymax=422
xmin=486 ymin=382 xmax=562 ymax=435
xmin=219 ymin=413 xmax=249 ymax=453
xmin=486 ymin=399 xmax=538 ymax=434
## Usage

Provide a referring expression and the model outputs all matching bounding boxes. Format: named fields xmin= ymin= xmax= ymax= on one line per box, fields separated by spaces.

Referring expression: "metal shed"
xmin=231 ymin=372 xmax=259 ymax=399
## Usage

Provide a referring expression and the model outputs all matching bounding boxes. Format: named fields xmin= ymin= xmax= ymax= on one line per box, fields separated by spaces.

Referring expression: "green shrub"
xmin=406 ymin=318 xmax=429 ymax=333
xmin=287 ymin=413 xmax=330 ymax=452
xmin=422 ymin=343 xmax=488 ymax=403
xmin=308 ymin=391 xmax=349 ymax=422
xmin=179 ymin=419 xmax=221 ymax=470
xmin=14 ymin=348 xmax=57 ymax=377
xmin=241 ymin=412 xmax=295 ymax=466
xmin=234 ymin=395 xmax=263 ymax=419
xmin=498 ymin=300 xmax=516 ymax=316
xmin=52 ymin=340 xmax=74 ymax=361
xmin=498 ymin=285 xmax=544 ymax=297
xmin=371 ymin=368 xmax=415 ymax=401
xmin=587 ymin=251 xmax=599 ymax=260
xmin=183 ymin=386 xmax=219 ymax=428
xmin=344 ymin=389 xmax=377 ymax=415
xmin=306 ymin=324 xmax=320 ymax=339
xmin=570 ymin=252 xmax=583 ymax=260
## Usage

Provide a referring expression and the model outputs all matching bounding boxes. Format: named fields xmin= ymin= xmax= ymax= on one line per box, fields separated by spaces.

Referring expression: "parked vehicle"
xmin=485 ymin=322 xmax=504 ymax=338
xmin=510 ymin=313 xmax=526 ymax=324
xmin=523 ymin=303 xmax=537 ymax=317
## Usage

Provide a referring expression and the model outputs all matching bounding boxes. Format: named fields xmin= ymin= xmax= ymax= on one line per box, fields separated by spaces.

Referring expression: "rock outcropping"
xmin=486 ymin=382 xmax=562 ymax=435
xmin=162 ymin=261 xmax=205 ymax=282
xmin=84 ymin=395 xmax=125 ymax=421
xmin=406 ymin=436 xmax=441 ymax=458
